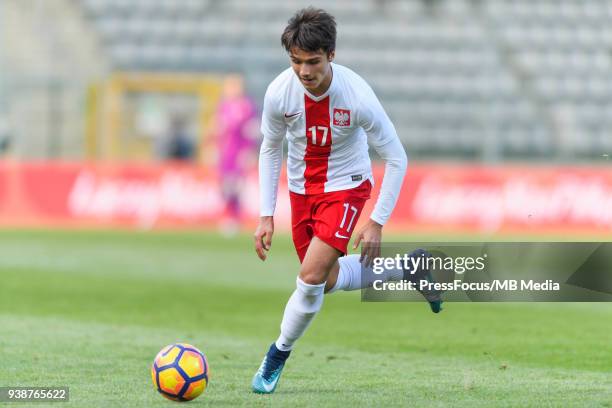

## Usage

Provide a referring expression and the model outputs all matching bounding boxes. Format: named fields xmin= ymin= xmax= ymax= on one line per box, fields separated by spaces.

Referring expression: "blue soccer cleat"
xmin=403 ymin=249 xmax=443 ymax=313
xmin=252 ymin=343 xmax=291 ymax=394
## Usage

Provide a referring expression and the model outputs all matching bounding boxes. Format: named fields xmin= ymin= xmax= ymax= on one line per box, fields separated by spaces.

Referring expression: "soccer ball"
xmin=151 ymin=343 xmax=209 ymax=401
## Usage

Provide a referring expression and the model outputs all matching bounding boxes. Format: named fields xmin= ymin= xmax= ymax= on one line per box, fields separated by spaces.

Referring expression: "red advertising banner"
xmin=0 ymin=160 xmax=611 ymax=235
xmin=394 ymin=164 xmax=612 ymax=235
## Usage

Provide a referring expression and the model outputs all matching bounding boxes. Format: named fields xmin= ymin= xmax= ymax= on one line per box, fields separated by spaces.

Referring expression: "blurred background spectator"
xmin=162 ymin=115 xmax=196 ymax=161
xmin=0 ymin=115 xmax=11 ymax=157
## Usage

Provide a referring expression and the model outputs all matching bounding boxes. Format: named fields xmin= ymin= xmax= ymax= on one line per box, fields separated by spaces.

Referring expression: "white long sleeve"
xmin=258 ymin=138 xmax=283 ymax=216
xmin=369 ymin=136 xmax=408 ymax=225
xmin=259 ymin=83 xmax=287 ymax=216
xmin=358 ymin=85 xmax=408 ymax=225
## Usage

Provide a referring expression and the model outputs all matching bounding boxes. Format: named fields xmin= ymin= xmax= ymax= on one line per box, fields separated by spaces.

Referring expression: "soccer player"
xmin=252 ymin=7 xmax=440 ymax=394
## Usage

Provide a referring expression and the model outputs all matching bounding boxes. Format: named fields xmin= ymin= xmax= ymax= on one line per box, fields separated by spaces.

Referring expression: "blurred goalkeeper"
xmin=252 ymin=7 xmax=441 ymax=394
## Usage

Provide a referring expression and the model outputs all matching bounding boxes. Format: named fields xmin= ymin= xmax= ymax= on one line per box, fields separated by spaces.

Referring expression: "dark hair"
xmin=281 ymin=7 xmax=337 ymax=55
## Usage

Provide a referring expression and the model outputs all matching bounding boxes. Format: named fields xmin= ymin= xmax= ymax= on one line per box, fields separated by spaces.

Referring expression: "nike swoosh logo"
xmin=261 ymin=380 xmax=275 ymax=392
xmin=284 ymin=112 xmax=301 ymax=118
xmin=335 ymin=231 xmax=350 ymax=239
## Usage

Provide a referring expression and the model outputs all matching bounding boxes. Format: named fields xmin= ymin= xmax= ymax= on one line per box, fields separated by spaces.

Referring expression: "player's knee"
xmin=298 ymin=266 xmax=326 ymax=285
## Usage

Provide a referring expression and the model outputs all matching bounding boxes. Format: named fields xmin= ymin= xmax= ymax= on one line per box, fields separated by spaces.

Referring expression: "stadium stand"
xmin=3 ymin=0 xmax=612 ymax=160
xmin=1 ymin=0 xmax=107 ymax=158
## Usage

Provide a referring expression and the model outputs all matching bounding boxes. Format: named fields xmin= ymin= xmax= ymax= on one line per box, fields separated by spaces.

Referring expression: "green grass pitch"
xmin=0 ymin=229 xmax=611 ymax=407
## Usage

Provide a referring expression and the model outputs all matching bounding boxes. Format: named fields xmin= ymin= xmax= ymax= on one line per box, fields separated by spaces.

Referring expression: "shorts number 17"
xmin=340 ymin=203 xmax=358 ymax=232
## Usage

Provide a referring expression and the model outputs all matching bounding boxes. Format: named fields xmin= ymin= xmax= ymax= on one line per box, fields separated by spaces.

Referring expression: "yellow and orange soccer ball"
xmin=151 ymin=343 xmax=209 ymax=401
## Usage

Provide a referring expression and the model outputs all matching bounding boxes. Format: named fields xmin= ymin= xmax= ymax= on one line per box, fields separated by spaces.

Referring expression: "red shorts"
xmin=290 ymin=180 xmax=372 ymax=263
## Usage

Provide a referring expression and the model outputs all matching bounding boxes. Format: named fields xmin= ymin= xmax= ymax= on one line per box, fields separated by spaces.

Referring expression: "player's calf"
xmin=251 ymin=277 xmax=326 ymax=393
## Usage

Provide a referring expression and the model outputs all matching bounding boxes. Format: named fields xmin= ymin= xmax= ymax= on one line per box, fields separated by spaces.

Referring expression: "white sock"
xmin=328 ymin=254 xmax=404 ymax=293
xmin=275 ymin=277 xmax=326 ymax=351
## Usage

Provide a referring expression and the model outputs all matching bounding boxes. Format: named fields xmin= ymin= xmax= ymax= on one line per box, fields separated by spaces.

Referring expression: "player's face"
xmin=289 ymin=47 xmax=335 ymax=96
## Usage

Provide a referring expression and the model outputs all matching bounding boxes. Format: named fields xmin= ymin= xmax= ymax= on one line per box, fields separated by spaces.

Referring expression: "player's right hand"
xmin=254 ymin=216 xmax=274 ymax=261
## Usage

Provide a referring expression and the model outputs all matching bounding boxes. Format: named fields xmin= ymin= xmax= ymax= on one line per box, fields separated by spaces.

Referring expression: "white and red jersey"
xmin=259 ymin=63 xmax=407 ymax=225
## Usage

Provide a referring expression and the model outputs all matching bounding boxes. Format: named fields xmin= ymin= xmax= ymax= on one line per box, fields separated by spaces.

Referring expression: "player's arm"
xmin=353 ymin=86 xmax=408 ymax=265
xmin=254 ymin=87 xmax=286 ymax=261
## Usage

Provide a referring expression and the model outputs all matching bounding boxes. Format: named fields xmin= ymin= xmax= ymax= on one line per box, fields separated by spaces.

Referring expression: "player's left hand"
xmin=353 ymin=219 xmax=383 ymax=267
